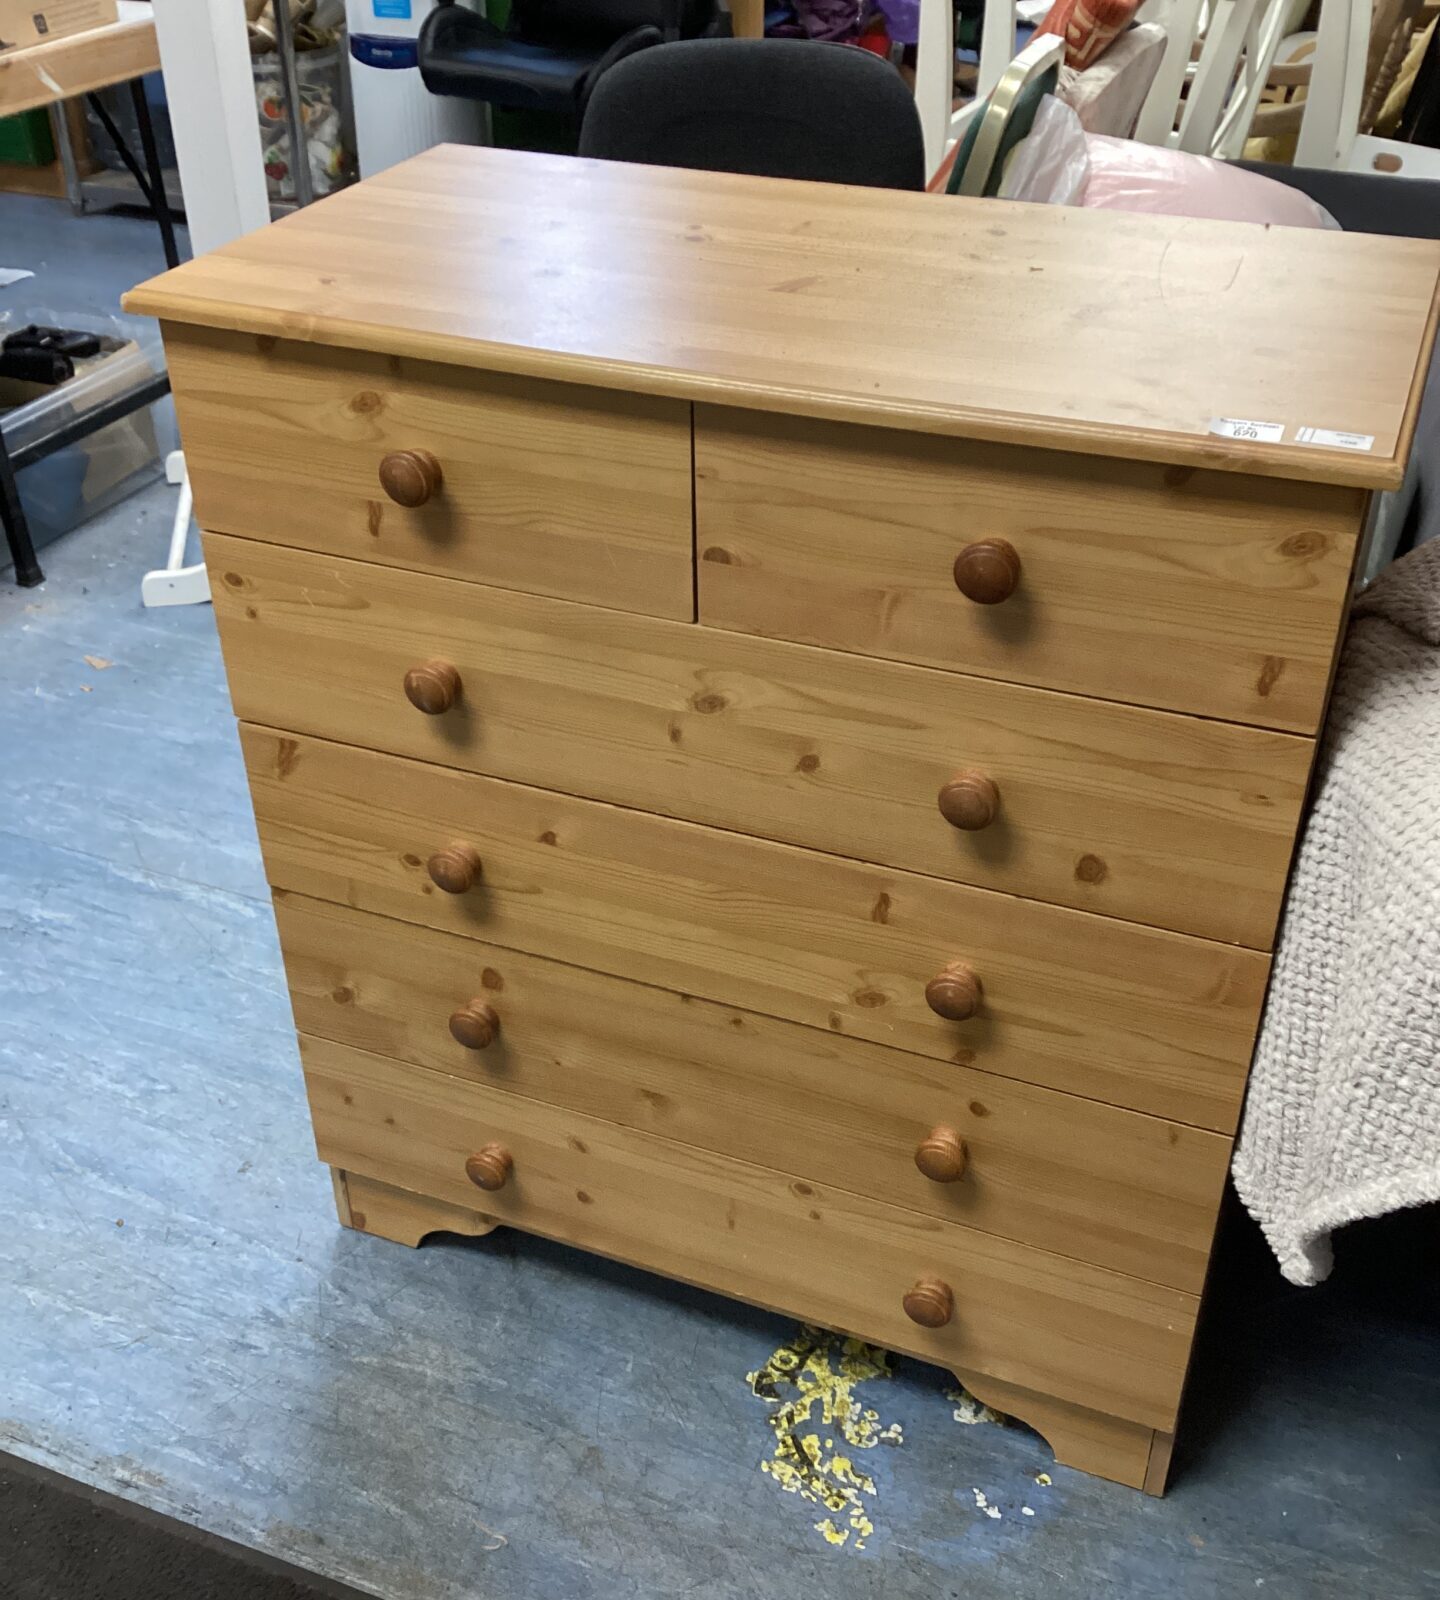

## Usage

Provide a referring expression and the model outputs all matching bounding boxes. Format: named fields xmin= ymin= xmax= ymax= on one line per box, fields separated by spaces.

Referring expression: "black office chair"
xmin=419 ymin=0 xmax=722 ymax=119
xmin=1235 ymin=161 xmax=1440 ymax=239
xmin=579 ymin=37 xmax=927 ymax=190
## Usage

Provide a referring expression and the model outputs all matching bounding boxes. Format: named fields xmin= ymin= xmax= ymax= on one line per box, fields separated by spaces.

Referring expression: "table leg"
xmin=729 ymin=0 xmax=765 ymax=38
xmin=87 ymin=86 xmax=181 ymax=270
xmin=1 ymin=441 xmax=44 ymax=589
xmin=51 ymin=103 xmax=86 ymax=216
xmin=130 ymin=77 xmax=181 ymax=268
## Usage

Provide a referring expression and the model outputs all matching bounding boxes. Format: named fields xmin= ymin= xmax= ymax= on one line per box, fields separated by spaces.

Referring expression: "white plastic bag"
xmin=999 ymin=95 xmax=1091 ymax=206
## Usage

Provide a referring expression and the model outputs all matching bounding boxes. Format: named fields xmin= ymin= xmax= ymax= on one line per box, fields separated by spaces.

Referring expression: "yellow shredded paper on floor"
xmin=746 ymin=1325 xmax=899 ymax=1550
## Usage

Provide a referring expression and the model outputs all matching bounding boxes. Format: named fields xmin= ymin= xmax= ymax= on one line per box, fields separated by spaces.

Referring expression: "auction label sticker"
xmin=1295 ymin=426 xmax=1375 ymax=452
xmin=1208 ymin=417 xmax=1285 ymax=443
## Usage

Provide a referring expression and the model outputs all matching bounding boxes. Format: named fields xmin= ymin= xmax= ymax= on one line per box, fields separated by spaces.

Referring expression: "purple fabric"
xmin=770 ymin=0 xmax=865 ymax=41
xmin=873 ymin=0 xmax=919 ymax=44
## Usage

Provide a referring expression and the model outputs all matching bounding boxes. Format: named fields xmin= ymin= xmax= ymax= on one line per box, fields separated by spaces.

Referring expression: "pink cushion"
xmin=1083 ymin=136 xmax=1339 ymax=228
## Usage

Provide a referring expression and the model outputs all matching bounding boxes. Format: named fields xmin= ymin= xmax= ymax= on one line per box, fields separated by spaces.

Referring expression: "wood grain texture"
xmin=124 ymin=146 xmax=1440 ymax=490
xmin=696 ymin=408 xmax=1367 ymax=733
xmin=339 ymin=1160 xmax=1167 ymax=1488
xmin=207 ymin=533 xmax=1312 ymax=948
xmin=165 ymin=325 xmax=694 ymax=620
xmin=303 ymin=1034 xmax=1198 ymax=1430
xmin=954 ymin=1369 xmax=1161 ymax=1491
xmin=336 ymin=1165 xmax=1166 ymax=1490
xmin=0 ymin=5 xmax=158 ymax=117
xmin=1144 ymin=1428 xmax=1177 ymax=1496
xmin=0 ymin=160 xmax=71 ymax=198
xmin=332 ymin=1167 xmax=499 ymax=1247
xmin=276 ymin=892 xmax=1233 ymax=1290
xmin=242 ymin=727 xmax=1268 ymax=1131
xmin=329 ymin=1165 xmax=353 ymax=1227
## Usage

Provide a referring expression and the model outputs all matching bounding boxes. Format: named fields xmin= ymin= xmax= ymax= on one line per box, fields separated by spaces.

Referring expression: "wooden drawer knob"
xmin=925 ymin=962 xmax=982 ymax=1021
xmin=379 ymin=448 xmax=443 ymax=508
xmin=953 ymin=539 xmax=1020 ymax=605
xmin=903 ymin=1276 xmax=954 ymax=1328
xmin=449 ymin=999 xmax=500 ymax=1050
xmin=427 ymin=842 xmax=483 ymax=895
xmin=915 ymin=1125 xmax=967 ymax=1183
xmin=938 ymin=771 xmax=999 ymax=831
xmin=403 ymin=659 xmax=461 ymax=715
xmin=464 ymin=1142 xmax=512 ymax=1191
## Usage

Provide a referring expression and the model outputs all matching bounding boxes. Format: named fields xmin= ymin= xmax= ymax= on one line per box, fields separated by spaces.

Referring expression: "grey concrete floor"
xmin=3 ymin=196 xmax=1439 ymax=1600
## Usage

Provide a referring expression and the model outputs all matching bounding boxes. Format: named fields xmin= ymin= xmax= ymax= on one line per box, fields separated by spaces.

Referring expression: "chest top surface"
xmin=127 ymin=144 xmax=1440 ymax=490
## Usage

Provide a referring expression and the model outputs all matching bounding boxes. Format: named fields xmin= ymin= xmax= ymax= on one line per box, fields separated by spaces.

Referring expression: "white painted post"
xmin=915 ymin=0 xmax=956 ymax=178
xmin=142 ymin=0 xmax=269 ymax=605
xmin=1295 ymin=0 xmax=1373 ymax=169
xmin=149 ymin=0 xmax=270 ymax=256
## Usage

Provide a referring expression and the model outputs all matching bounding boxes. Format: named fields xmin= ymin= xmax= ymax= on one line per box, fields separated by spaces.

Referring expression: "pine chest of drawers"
xmin=128 ymin=144 xmax=1440 ymax=1492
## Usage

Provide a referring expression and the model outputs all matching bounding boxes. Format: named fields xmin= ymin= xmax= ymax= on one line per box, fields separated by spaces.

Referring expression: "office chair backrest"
xmin=513 ymin=0 xmax=714 ymax=45
xmin=579 ymin=38 xmax=928 ymax=190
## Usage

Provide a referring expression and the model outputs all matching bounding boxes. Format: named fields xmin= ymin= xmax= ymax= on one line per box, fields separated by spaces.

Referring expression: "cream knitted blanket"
xmin=1233 ymin=539 xmax=1440 ymax=1285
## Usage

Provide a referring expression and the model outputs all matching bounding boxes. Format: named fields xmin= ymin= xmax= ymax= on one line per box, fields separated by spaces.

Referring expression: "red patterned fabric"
xmin=1032 ymin=0 xmax=1141 ymax=70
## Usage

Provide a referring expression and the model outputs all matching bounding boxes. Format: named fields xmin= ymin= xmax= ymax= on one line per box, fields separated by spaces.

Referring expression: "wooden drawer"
xmin=304 ymin=1034 xmax=1198 ymax=1430
xmin=277 ymin=893 xmax=1232 ymax=1291
xmin=695 ymin=408 xmax=1365 ymax=732
xmin=209 ymin=534 xmax=1311 ymax=948
xmin=243 ymin=727 xmax=1267 ymax=1131
xmin=163 ymin=324 xmax=694 ymax=620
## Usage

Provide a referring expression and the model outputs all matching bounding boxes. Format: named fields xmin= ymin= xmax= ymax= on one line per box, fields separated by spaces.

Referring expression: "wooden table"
xmin=0 ymin=1 xmax=160 ymax=117
xmin=0 ymin=0 xmax=173 ymax=589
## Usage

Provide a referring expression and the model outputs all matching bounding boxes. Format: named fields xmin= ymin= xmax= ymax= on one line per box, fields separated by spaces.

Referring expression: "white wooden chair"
xmin=1294 ymin=0 xmax=1440 ymax=172
xmin=1207 ymin=0 xmax=1313 ymax=155
xmin=916 ymin=0 xmax=1249 ymax=174
xmin=1134 ymin=0 xmax=1303 ymax=154
xmin=915 ymin=0 xmax=1023 ymax=176
xmin=915 ymin=0 xmax=1417 ymax=179
xmin=1131 ymin=0 xmax=1211 ymax=140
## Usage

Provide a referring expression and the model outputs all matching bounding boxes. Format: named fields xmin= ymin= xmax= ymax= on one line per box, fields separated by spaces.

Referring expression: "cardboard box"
xmin=0 ymin=0 xmax=119 ymax=54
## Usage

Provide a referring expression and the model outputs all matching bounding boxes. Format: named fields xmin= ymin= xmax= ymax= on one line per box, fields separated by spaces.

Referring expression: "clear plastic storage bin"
xmin=1 ymin=312 xmax=167 ymax=560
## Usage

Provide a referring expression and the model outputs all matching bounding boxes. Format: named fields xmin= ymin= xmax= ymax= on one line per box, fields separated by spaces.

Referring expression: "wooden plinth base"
xmin=328 ymin=1167 xmax=1174 ymax=1493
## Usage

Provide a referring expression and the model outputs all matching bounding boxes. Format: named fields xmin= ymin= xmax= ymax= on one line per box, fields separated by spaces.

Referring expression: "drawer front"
xmin=164 ymin=324 xmax=694 ymax=620
xmin=696 ymin=408 xmax=1364 ymax=732
xmin=243 ymin=727 xmax=1267 ymax=1131
xmin=304 ymin=1034 xmax=1197 ymax=1430
xmin=278 ymin=893 xmax=1231 ymax=1291
xmin=208 ymin=534 xmax=1311 ymax=948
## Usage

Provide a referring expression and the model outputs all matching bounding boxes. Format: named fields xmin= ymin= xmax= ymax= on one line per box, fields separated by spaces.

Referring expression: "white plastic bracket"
xmin=140 ymin=449 xmax=210 ymax=608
